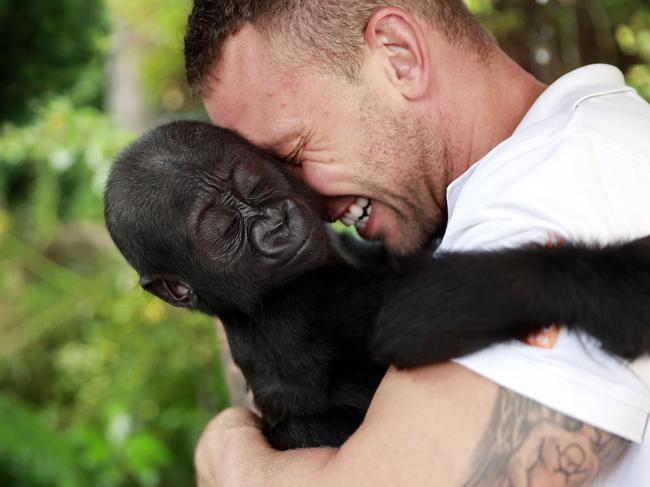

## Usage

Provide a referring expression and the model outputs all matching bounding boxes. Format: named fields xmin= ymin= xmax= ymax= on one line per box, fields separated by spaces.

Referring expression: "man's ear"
xmin=364 ymin=7 xmax=430 ymax=99
xmin=140 ymin=275 xmax=196 ymax=308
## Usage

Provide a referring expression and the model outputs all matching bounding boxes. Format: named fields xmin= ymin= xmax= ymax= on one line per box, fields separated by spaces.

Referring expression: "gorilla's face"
xmin=194 ymin=155 xmax=319 ymax=272
xmin=105 ymin=122 xmax=328 ymax=317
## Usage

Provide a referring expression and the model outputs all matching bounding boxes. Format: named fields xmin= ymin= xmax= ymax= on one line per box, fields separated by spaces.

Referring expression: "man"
xmin=184 ymin=1 xmax=650 ymax=485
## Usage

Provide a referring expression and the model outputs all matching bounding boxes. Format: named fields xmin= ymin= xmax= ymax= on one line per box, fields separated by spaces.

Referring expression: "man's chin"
xmin=362 ymin=205 xmax=437 ymax=255
xmin=382 ymin=232 xmax=430 ymax=256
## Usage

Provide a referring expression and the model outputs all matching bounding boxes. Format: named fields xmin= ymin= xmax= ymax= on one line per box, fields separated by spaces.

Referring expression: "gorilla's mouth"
xmin=340 ymin=197 xmax=372 ymax=231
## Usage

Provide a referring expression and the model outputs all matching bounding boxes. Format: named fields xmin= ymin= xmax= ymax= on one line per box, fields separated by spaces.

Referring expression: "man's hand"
xmin=195 ymin=408 xmax=267 ymax=487
xmin=195 ymin=408 xmax=335 ymax=487
xmin=193 ymin=364 xmax=495 ymax=487
xmin=194 ymin=408 xmax=261 ymax=487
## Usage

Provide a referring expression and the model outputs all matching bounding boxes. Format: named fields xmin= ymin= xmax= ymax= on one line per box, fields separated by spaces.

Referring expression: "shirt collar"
xmin=514 ymin=64 xmax=634 ymax=134
xmin=446 ymin=64 xmax=635 ymax=217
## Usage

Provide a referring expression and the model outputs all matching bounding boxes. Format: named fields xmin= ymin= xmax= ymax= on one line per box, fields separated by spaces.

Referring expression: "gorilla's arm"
xmin=372 ymin=236 xmax=650 ymax=367
xmin=222 ymin=264 xmax=385 ymax=450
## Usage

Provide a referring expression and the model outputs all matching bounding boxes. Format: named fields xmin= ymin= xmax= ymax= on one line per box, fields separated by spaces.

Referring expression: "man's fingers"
xmin=195 ymin=408 xmax=269 ymax=487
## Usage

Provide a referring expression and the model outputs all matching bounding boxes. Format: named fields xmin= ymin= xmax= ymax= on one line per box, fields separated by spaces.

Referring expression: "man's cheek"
xmin=300 ymin=162 xmax=349 ymax=197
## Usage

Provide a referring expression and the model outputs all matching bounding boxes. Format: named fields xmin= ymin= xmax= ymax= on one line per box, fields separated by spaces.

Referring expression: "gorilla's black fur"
xmin=105 ymin=121 xmax=650 ymax=449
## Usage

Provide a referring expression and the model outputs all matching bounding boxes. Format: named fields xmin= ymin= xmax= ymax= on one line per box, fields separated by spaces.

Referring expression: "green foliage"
xmin=0 ymin=224 xmax=229 ymax=486
xmin=615 ymin=6 xmax=650 ymax=100
xmin=107 ymin=0 xmax=198 ymax=115
xmin=0 ymin=392 xmax=84 ymax=487
xmin=0 ymin=0 xmax=109 ymax=123
xmin=466 ymin=0 xmax=650 ymax=102
xmin=0 ymin=99 xmax=133 ymax=245
xmin=0 ymin=0 xmax=221 ymax=485
xmin=0 ymin=99 xmax=230 ymax=485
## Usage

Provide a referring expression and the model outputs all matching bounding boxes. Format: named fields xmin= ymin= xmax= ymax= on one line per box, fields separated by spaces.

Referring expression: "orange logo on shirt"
xmin=521 ymin=324 xmax=560 ymax=349
xmin=544 ymin=232 xmax=566 ymax=248
xmin=518 ymin=233 xmax=566 ymax=349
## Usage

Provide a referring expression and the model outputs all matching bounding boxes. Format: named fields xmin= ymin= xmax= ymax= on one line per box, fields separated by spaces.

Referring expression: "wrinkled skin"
xmin=105 ymin=121 xmax=650 ymax=449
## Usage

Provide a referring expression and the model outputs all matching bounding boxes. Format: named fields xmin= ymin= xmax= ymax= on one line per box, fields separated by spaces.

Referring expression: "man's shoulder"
xmin=508 ymin=64 xmax=650 ymax=162
xmin=471 ymin=87 xmax=650 ymax=192
xmin=443 ymin=91 xmax=650 ymax=251
xmin=567 ymin=88 xmax=650 ymax=161
xmin=457 ymin=69 xmax=650 ymax=200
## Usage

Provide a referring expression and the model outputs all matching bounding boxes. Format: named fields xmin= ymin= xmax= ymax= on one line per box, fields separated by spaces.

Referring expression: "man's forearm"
xmin=268 ymin=446 xmax=337 ymax=486
xmin=195 ymin=364 xmax=495 ymax=486
xmin=196 ymin=364 xmax=629 ymax=487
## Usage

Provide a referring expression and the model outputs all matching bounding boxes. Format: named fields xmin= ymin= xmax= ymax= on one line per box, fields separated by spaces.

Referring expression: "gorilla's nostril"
xmin=269 ymin=218 xmax=285 ymax=236
xmin=282 ymin=203 xmax=289 ymax=225
xmin=266 ymin=204 xmax=288 ymax=235
xmin=249 ymin=200 xmax=307 ymax=259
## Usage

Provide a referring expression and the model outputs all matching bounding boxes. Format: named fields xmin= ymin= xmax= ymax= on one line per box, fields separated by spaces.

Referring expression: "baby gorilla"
xmin=106 ymin=121 xmax=389 ymax=449
xmin=105 ymin=121 xmax=650 ymax=450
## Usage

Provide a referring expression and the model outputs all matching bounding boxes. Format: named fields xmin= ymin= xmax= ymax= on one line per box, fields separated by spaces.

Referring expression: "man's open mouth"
xmin=340 ymin=197 xmax=372 ymax=231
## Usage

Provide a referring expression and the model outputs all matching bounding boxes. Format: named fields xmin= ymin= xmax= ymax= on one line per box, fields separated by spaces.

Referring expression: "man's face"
xmin=203 ymin=24 xmax=448 ymax=254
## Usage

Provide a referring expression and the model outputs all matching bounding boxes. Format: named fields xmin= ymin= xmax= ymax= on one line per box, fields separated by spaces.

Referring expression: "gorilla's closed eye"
xmin=220 ymin=219 xmax=238 ymax=239
xmin=240 ymin=174 xmax=274 ymax=203
xmin=196 ymin=203 xmax=240 ymax=240
xmin=248 ymin=181 xmax=272 ymax=200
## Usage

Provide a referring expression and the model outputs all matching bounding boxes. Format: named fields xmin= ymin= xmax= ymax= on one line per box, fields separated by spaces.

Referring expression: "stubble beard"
xmin=359 ymin=98 xmax=448 ymax=256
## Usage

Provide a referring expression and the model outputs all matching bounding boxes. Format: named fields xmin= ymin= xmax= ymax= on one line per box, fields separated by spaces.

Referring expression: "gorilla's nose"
xmin=250 ymin=201 xmax=303 ymax=258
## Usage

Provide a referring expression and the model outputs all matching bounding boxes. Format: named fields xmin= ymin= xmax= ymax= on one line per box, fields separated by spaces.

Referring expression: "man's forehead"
xmin=203 ymin=24 xmax=307 ymax=150
xmin=205 ymin=89 xmax=302 ymax=153
xmin=203 ymin=27 xmax=265 ymax=126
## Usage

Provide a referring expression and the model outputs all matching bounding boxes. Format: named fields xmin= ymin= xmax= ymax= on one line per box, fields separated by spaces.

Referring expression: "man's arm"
xmin=195 ymin=363 xmax=628 ymax=486
xmin=463 ymin=387 xmax=628 ymax=487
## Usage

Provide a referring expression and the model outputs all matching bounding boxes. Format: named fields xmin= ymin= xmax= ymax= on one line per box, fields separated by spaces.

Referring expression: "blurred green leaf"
xmin=0 ymin=97 xmax=228 ymax=485
xmin=0 ymin=392 xmax=85 ymax=487
xmin=107 ymin=0 xmax=198 ymax=116
xmin=0 ymin=0 xmax=109 ymax=123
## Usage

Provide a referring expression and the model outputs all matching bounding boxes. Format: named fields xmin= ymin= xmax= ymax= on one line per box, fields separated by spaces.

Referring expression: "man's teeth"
xmin=348 ymin=204 xmax=364 ymax=219
xmin=340 ymin=197 xmax=372 ymax=230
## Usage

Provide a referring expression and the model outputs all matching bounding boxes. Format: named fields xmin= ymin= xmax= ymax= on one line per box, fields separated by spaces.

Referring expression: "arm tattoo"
xmin=462 ymin=387 xmax=629 ymax=487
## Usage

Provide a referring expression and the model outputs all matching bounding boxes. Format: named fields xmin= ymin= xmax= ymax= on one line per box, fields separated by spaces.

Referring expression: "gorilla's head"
xmin=105 ymin=121 xmax=328 ymax=317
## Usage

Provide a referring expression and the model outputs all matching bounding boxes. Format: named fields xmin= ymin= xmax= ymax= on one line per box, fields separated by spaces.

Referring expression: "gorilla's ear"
xmin=140 ymin=275 xmax=196 ymax=308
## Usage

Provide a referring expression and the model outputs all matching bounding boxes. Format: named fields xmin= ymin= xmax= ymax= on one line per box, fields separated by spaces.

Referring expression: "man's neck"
xmin=446 ymin=47 xmax=547 ymax=185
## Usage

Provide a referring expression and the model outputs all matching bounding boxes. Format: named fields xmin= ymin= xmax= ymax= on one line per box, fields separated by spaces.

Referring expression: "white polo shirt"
xmin=437 ymin=64 xmax=650 ymax=485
